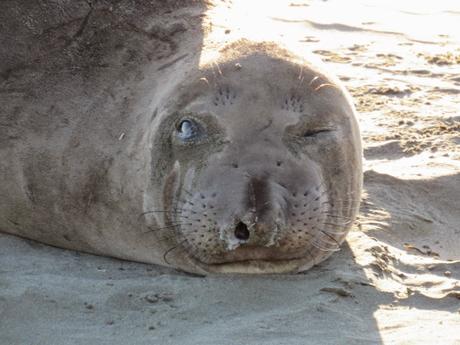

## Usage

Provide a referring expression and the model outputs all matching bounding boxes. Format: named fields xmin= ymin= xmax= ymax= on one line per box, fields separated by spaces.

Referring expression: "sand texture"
xmin=1 ymin=0 xmax=460 ymax=344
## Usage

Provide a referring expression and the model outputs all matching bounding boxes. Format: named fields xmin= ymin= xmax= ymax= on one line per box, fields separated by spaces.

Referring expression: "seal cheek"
xmin=162 ymin=161 xmax=181 ymax=223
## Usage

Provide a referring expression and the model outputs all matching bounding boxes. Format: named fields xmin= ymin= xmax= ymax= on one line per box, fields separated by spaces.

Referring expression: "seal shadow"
xmin=360 ymin=170 xmax=460 ymax=266
xmin=318 ymin=170 xmax=460 ymax=343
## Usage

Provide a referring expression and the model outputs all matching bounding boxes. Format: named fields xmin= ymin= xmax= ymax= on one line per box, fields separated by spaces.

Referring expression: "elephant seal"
xmin=0 ymin=1 xmax=361 ymax=274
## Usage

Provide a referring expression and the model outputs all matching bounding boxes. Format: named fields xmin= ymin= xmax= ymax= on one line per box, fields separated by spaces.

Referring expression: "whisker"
xmin=322 ymin=197 xmax=360 ymax=203
xmin=302 ymin=247 xmax=315 ymax=262
xmin=319 ymin=227 xmax=349 ymax=235
xmin=155 ymin=233 xmax=181 ymax=242
xmin=181 ymin=187 xmax=195 ymax=198
xmin=140 ymin=212 xmax=189 ymax=220
xmin=143 ymin=223 xmax=184 ymax=234
xmin=139 ymin=209 xmax=187 ymax=219
xmin=321 ymin=214 xmax=354 ymax=221
xmin=319 ymin=230 xmax=341 ymax=247
xmin=322 ymin=220 xmax=353 ymax=227
xmin=163 ymin=239 xmax=187 ymax=265
xmin=310 ymin=239 xmax=340 ymax=252
xmin=142 ymin=210 xmax=185 ymax=214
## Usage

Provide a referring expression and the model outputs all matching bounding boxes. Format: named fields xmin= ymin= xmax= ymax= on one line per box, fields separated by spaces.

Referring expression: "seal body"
xmin=0 ymin=1 xmax=362 ymax=274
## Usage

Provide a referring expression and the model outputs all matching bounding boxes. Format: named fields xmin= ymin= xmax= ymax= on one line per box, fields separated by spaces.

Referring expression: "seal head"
xmin=146 ymin=41 xmax=362 ymax=274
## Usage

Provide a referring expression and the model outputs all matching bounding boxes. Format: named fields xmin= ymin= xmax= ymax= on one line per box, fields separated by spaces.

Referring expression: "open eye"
xmin=176 ymin=119 xmax=201 ymax=141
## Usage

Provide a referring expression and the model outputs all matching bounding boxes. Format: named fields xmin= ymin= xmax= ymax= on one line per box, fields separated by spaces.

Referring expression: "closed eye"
xmin=303 ymin=128 xmax=334 ymax=138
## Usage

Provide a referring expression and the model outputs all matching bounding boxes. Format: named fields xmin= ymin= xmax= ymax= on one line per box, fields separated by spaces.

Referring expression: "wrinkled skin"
xmin=146 ymin=42 xmax=362 ymax=273
xmin=0 ymin=0 xmax=361 ymax=274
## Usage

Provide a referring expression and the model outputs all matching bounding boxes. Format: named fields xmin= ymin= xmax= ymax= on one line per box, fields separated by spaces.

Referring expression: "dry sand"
xmin=1 ymin=0 xmax=460 ymax=344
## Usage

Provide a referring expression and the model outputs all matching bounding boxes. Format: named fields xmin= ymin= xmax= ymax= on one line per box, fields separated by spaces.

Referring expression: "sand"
xmin=1 ymin=1 xmax=459 ymax=344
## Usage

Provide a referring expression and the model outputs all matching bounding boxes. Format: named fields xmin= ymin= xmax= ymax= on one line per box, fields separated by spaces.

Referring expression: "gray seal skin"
xmin=0 ymin=2 xmax=362 ymax=275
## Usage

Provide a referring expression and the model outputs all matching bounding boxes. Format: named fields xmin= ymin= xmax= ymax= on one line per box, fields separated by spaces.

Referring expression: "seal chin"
xmin=180 ymin=243 xmax=318 ymax=274
xmin=191 ymin=256 xmax=316 ymax=274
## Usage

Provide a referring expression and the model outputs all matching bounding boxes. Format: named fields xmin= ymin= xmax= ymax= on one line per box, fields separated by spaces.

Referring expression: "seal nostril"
xmin=234 ymin=222 xmax=250 ymax=241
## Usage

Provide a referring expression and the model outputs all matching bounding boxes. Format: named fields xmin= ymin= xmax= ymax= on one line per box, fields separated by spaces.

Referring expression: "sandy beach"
xmin=1 ymin=1 xmax=459 ymax=344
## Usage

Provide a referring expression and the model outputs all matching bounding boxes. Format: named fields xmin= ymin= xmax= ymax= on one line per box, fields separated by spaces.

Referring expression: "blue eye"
xmin=177 ymin=119 xmax=199 ymax=140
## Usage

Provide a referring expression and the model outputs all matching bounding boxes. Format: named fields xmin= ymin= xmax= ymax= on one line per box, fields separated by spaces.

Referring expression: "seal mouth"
xmin=181 ymin=243 xmax=316 ymax=274
xmin=213 ymin=244 xmax=307 ymax=262
xmin=191 ymin=256 xmax=315 ymax=274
